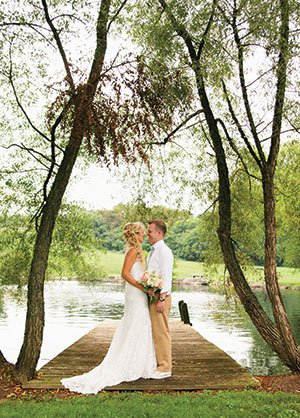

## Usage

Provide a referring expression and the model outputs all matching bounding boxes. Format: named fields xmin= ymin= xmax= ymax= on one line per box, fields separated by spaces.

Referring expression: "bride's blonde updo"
xmin=123 ymin=222 xmax=145 ymax=265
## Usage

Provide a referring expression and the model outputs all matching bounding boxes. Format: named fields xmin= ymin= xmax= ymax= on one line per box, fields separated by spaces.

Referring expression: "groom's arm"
xmin=155 ymin=247 xmax=173 ymax=313
xmin=159 ymin=247 xmax=173 ymax=296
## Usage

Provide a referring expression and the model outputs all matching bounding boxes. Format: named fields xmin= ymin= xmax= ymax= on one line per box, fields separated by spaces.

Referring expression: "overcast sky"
xmin=66 ymin=164 xmax=128 ymax=210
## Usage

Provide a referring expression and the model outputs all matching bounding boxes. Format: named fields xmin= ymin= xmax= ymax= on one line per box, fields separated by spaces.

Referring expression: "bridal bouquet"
xmin=141 ymin=271 xmax=163 ymax=303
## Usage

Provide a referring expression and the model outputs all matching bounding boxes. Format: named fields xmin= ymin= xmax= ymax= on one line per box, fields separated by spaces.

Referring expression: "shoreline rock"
xmin=173 ymin=276 xmax=210 ymax=286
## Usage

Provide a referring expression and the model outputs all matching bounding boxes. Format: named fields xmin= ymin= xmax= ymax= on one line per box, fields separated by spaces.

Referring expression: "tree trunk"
xmin=15 ymin=0 xmax=112 ymax=381
xmin=0 ymin=349 xmax=16 ymax=384
xmin=260 ymin=0 xmax=300 ymax=369
xmin=262 ymin=168 xmax=300 ymax=368
xmin=0 ymin=350 xmax=9 ymax=367
xmin=15 ymin=105 xmax=86 ymax=379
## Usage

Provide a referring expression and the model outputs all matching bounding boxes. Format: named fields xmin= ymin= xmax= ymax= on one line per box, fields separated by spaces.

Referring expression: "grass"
xmin=83 ymin=250 xmax=206 ymax=279
xmin=84 ymin=250 xmax=300 ymax=286
xmin=1 ymin=391 xmax=300 ymax=418
xmin=90 ymin=250 xmax=124 ymax=276
xmin=273 ymin=266 xmax=300 ymax=286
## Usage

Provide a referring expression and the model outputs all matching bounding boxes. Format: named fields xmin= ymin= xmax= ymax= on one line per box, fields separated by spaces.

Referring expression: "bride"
xmin=61 ymin=222 xmax=156 ymax=394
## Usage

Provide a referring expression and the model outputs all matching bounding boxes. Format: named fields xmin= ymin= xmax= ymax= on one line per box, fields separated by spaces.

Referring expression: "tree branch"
xmin=100 ymin=55 xmax=136 ymax=78
xmin=51 ymin=13 xmax=85 ymax=25
xmin=200 ymin=197 xmax=219 ymax=216
xmin=4 ymin=144 xmax=54 ymax=170
xmin=245 ymin=66 xmax=275 ymax=88
xmin=268 ymin=0 xmax=290 ymax=172
xmin=8 ymin=43 xmax=50 ymax=144
xmin=286 ymin=117 xmax=300 ymax=135
xmin=261 ymin=128 xmax=299 ymax=143
xmin=0 ymin=20 xmax=53 ymax=46
xmin=0 ymin=21 xmax=49 ymax=31
xmin=107 ymin=0 xmax=129 ymax=33
xmin=151 ymin=109 xmax=204 ymax=145
xmin=157 ymin=0 xmax=197 ymax=61
xmin=41 ymin=0 xmax=75 ymax=92
xmin=231 ymin=3 xmax=266 ymax=165
xmin=0 ymin=168 xmax=47 ymax=175
xmin=221 ymin=80 xmax=262 ymax=169
xmin=87 ymin=0 xmax=111 ymax=87
xmin=201 ymin=125 xmax=214 ymax=153
xmin=216 ymin=117 xmax=260 ymax=181
xmin=196 ymin=0 xmax=217 ymax=60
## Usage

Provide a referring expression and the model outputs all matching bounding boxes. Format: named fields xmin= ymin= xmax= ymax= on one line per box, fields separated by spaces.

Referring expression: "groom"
xmin=147 ymin=220 xmax=173 ymax=379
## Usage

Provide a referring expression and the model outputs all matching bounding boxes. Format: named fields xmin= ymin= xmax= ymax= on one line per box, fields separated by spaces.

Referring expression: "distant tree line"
xmin=0 ymin=140 xmax=298 ymax=286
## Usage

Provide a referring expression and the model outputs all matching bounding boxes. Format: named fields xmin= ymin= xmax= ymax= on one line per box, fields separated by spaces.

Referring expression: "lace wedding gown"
xmin=61 ymin=260 xmax=156 ymax=394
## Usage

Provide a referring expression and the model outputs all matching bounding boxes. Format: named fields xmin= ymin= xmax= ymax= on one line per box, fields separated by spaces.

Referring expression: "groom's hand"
xmin=155 ymin=300 xmax=165 ymax=313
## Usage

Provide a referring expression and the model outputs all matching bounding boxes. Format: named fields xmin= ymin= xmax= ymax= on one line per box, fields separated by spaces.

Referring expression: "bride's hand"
xmin=147 ymin=288 xmax=155 ymax=297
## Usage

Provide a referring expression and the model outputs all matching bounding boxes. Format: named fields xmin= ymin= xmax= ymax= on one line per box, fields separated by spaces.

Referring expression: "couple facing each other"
xmin=61 ymin=219 xmax=174 ymax=394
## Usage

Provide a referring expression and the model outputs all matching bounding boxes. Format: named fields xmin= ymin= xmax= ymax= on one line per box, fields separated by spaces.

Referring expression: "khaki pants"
xmin=149 ymin=295 xmax=172 ymax=372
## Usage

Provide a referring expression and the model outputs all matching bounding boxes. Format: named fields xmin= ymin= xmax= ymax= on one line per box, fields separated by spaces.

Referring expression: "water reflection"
xmin=0 ymin=280 xmax=299 ymax=374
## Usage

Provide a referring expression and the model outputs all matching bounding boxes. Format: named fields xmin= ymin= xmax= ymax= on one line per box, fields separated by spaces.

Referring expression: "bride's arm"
xmin=121 ymin=248 xmax=145 ymax=292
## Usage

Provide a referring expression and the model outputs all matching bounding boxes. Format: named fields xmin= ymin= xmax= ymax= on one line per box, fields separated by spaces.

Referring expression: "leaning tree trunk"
xmin=0 ymin=350 xmax=10 ymax=367
xmin=0 ymin=349 xmax=15 ymax=383
xmin=259 ymin=0 xmax=300 ymax=368
xmin=15 ymin=103 xmax=88 ymax=380
xmin=259 ymin=0 xmax=300 ymax=366
xmin=15 ymin=0 xmax=112 ymax=381
xmin=262 ymin=168 xmax=300 ymax=367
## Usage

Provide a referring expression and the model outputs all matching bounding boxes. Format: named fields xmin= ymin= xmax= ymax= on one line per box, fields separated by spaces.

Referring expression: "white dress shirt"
xmin=147 ymin=240 xmax=173 ymax=295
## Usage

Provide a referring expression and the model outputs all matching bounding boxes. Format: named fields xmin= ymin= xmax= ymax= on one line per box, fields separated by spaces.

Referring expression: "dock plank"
xmin=22 ymin=320 xmax=259 ymax=391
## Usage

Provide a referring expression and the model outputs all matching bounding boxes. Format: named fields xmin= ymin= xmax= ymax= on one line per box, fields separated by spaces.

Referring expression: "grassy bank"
xmin=83 ymin=250 xmax=300 ymax=286
xmin=82 ymin=250 xmax=205 ymax=278
xmin=1 ymin=391 xmax=299 ymax=418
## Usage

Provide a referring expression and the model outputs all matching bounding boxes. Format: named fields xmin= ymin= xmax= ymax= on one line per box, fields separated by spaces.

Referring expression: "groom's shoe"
xmin=150 ymin=371 xmax=171 ymax=379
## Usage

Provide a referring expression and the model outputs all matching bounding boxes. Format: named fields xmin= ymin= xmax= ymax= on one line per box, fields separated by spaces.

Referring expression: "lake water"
xmin=0 ymin=280 xmax=299 ymax=375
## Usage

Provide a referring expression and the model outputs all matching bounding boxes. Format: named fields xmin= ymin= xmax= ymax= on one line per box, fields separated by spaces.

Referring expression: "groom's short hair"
xmin=148 ymin=220 xmax=167 ymax=236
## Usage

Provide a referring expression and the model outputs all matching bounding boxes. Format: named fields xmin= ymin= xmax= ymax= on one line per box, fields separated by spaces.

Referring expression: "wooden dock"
xmin=22 ymin=320 xmax=259 ymax=391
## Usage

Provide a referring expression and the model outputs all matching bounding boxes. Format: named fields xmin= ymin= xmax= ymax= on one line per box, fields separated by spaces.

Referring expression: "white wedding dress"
xmin=61 ymin=260 xmax=156 ymax=394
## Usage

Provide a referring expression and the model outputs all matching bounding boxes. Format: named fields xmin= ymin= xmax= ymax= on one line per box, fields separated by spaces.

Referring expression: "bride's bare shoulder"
xmin=125 ymin=247 xmax=138 ymax=257
xmin=123 ymin=248 xmax=139 ymax=270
